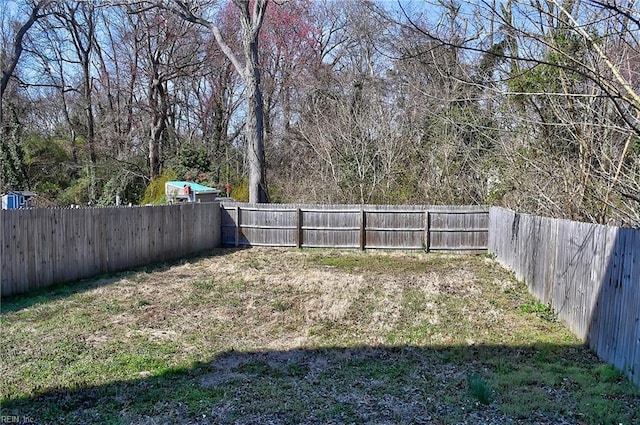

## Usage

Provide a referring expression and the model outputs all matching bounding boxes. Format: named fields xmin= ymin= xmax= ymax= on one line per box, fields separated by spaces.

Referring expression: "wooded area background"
xmin=1 ymin=0 xmax=639 ymax=226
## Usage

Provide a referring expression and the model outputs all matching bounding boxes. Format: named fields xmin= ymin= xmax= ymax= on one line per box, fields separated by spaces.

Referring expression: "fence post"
xmin=235 ymin=205 xmax=241 ymax=247
xmin=359 ymin=208 xmax=366 ymax=250
xmin=296 ymin=207 xmax=303 ymax=248
xmin=424 ymin=210 xmax=431 ymax=252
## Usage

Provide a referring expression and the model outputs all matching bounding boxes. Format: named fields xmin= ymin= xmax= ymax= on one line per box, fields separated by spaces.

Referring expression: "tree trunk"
xmin=148 ymin=68 xmax=167 ymax=179
xmin=170 ymin=0 xmax=269 ymax=201
xmin=245 ymin=40 xmax=268 ymax=203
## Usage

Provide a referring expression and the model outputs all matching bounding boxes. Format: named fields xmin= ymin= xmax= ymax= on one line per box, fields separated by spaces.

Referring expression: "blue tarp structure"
xmin=166 ymin=181 xmax=218 ymax=193
xmin=165 ymin=181 xmax=220 ymax=203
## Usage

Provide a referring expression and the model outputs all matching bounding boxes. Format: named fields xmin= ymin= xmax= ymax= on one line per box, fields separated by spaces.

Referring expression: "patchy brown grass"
xmin=1 ymin=248 xmax=638 ymax=424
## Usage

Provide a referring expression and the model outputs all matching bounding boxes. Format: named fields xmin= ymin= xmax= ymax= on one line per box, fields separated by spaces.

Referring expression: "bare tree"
xmin=0 ymin=1 xmax=51 ymax=122
xmin=0 ymin=0 xmax=51 ymax=191
xmin=168 ymin=0 xmax=269 ymax=203
xmin=41 ymin=1 xmax=102 ymax=201
xmin=134 ymin=7 xmax=202 ymax=179
xmin=395 ymin=0 xmax=640 ymax=225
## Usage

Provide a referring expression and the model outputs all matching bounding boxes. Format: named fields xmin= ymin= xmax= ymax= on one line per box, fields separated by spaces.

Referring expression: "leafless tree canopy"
xmin=1 ymin=0 xmax=638 ymax=225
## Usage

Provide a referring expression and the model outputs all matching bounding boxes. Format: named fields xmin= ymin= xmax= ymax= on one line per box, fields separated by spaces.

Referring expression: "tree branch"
xmin=1 ymin=1 xmax=51 ymax=99
xmin=171 ymin=0 xmax=246 ymax=78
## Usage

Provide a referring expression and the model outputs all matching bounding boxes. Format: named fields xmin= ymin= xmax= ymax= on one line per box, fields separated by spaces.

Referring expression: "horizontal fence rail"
xmin=1 ymin=203 xmax=221 ymax=297
xmin=488 ymin=207 xmax=640 ymax=387
xmin=1 ymin=201 xmax=637 ymax=388
xmin=220 ymin=203 xmax=489 ymax=252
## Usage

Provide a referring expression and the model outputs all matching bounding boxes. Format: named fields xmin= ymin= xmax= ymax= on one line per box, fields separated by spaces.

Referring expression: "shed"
xmin=165 ymin=181 xmax=220 ymax=203
xmin=1 ymin=191 xmax=35 ymax=210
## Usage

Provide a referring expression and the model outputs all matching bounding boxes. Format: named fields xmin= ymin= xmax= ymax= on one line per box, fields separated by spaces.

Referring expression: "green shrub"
xmin=231 ymin=179 xmax=249 ymax=202
xmin=58 ymin=175 xmax=92 ymax=206
xmin=141 ymin=169 xmax=177 ymax=205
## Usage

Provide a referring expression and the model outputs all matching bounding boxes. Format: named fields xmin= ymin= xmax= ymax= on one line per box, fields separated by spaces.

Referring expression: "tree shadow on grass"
xmin=2 ymin=343 xmax=638 ymax=425
xmin=0 ymin=248 xmax=242 ymax=315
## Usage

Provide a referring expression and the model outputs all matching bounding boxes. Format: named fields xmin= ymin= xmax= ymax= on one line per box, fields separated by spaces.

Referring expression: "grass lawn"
xmin=1 ymin=248 xmax=638 ymax=424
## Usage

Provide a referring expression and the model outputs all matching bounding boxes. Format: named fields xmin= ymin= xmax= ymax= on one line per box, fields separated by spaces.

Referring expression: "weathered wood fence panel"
xmin=0 ymin=203 xmax=221 ymax=297
xmin=220 ymin=203 xmax=489 ymax=251
xmin=3 ymin=201 xmax=637 ymax=387
xmin=489 ymin=207 xmax=640 ymax=387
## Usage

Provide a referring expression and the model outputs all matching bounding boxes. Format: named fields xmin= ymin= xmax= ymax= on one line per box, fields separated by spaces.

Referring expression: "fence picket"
xmin=489 ymin=207 xmax=640 ymax=387
xmin=3 ymin=203 xmax=637 ymax=387
xmin=219 ymin=203 xmax=489 ymax=251
xmin=1 ymin=204 xmax=221 ymax=297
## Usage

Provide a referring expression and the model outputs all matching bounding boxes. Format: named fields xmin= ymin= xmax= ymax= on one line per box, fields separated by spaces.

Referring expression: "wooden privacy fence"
xmin=220 ymin=203 xmax=489 ymax=251
xmin=0 ymin=203 xmax=221 ymax=297
xmin=488 ymin=207 xmax=640 ymax=387
xmin=1 ymin=201 xmax=638 ymax=386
